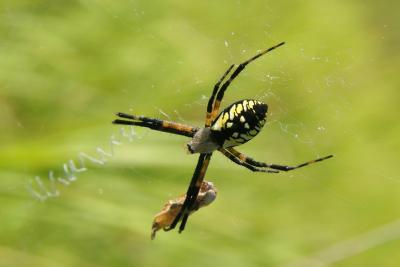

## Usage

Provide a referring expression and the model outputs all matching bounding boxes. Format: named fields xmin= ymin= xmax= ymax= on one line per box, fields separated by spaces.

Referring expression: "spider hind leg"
xmin=210 ymin=42 xmax=285 ymax=122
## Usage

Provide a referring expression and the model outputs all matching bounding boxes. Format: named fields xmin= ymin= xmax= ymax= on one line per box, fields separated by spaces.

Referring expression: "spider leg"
xmin=165 ymin=153 xmax=212 ymax=233
xmin=224 ymin=147 xmax=333 ymax=172
xmin=113 ymin=113 xmax=199 ymax=138
xmin=210 ymin=42 xmax=285 ymax=121
xmin=179 ymin=214 xmax=190 ymax=232
xmin=205 ymin=64 xmax=235 ymax=127
xmin=219 ymin=148 xmax=279 ymax=173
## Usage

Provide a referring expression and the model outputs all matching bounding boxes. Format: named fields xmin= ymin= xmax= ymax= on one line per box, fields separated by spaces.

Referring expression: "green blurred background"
xmin=0 ymin=1 xmax=399 ymax=266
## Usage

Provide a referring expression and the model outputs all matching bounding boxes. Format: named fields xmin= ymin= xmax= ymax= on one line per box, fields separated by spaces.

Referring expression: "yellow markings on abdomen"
xmin=229 ymin=104 xmax=238 ymax=120
xmin=211 ymin=99 xmax=268 ymax=147
xmin=211 ymin=112 xmax=230 ymax=131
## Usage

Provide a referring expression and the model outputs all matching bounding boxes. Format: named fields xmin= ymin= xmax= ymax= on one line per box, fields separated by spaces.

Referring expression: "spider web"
xmin=7 ymin=41 xmax=395 ymax=267
xmin=1 ymin=2 xmax=398 ymax=266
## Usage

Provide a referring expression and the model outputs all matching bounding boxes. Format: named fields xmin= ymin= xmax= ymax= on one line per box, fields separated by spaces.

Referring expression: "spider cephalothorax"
xmin=113 ymin=42 xmax=333 ymax=236
xmin=187 ymin=99 xmax=268 ymax=154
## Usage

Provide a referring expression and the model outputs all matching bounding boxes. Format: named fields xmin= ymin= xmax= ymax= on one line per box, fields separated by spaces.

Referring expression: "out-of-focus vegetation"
xmin=0 ymin=1 xmax=399 ymax=266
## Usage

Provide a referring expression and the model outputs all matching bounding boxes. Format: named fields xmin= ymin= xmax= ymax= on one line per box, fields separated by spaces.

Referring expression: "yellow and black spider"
xmin=113 ymin=42 xmax=333 ymax=234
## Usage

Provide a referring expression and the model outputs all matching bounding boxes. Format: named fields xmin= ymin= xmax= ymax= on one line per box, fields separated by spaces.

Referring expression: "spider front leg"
xmin=165 ymin=153 xmax=212 ymax=233
xmin=221 ymin=147 xmax=333 ymax=172
xmin=151 ymin=180 xmax=217 ymax=240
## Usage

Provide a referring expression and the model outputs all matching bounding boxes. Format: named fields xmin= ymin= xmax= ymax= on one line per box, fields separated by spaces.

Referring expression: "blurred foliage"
xmin=0 ymin=1 xmax=399 ymax=267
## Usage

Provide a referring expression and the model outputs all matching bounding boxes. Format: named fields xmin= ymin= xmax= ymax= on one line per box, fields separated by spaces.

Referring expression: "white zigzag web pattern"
xmin=26 ymin=126 xmax=140 ymax=202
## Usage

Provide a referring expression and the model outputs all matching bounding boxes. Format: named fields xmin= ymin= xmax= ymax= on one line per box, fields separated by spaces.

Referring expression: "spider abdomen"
xmin=210 ymin=99 xmax=267 ymax=147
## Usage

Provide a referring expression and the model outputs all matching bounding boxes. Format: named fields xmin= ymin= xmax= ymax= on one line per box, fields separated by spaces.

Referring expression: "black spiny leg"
xmin=223 ymin=147 xmax=333 ymax=172
xmin=210 ymin=42 xmax=285 ymax=119
xmin=113 ymin=113 xmax=199 ymax=138
xmin=219 ymin=148 xmax=279 ymax=173
xmin=166 ymin=153 xmax=212 ymax=233
xmin=205 ymin=64 xmax=235 ymax=127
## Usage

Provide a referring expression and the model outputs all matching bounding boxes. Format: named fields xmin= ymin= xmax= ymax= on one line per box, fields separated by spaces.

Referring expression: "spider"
xmin=113 ymin=42 xmax=333 ymax=234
